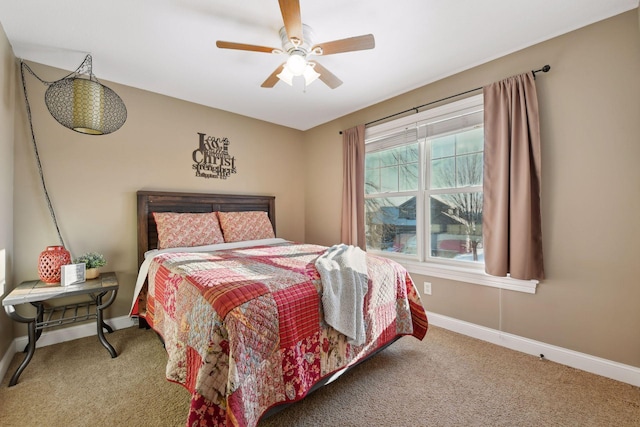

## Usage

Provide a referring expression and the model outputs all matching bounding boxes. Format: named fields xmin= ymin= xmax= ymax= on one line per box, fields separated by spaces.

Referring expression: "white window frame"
xmin=364 ymin=95 xmax=538 ymax=294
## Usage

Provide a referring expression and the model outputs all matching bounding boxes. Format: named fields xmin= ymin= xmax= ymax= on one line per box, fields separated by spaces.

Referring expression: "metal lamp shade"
xmin=44 ymin=78 xmax=127 ymax=135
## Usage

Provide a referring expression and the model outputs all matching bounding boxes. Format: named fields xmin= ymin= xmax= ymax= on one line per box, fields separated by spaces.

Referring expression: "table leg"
xmin=6 ymin=310 xmax=37 ymax=387
xmin=23 ymin=302 xmax=44 ymax=353
xmin=96 ymin=291 xmax=117 ymax=358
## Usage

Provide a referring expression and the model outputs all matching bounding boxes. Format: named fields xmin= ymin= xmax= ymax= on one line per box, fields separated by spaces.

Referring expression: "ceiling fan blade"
xmin=310 ymin=61 xmax=343 ymax=89
xmin=278 ymin=0 xmax=303 ymax=44
xmin=216 ymin=41 xmax=279 ymax=54
xmin=261 ymin=64 xmax=285 ymax=88
xmin=313 ymin=34 xmax=375 ymax=55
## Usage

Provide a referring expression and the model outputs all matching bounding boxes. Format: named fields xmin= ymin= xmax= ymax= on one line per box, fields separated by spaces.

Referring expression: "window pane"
xmin=456 ymin=153 xmax=483 ymax=187
xmin=400 ymin=163 xmax=419 ymax=191
xmin=430 ymin=128 xmax=484 ymax=190
xmin=380 ymin=166 xmax=399 ymax=192
xmin=365 ymin=196 xmax=417 ymax=255
xmin=365 ymin=168 xmax=380 ymax=194
xmin=456 ymin=128 xmax=484 ymax=154
xmin=392 ymin=144 xmax=419 ymax=164
xmin=431 ymin=158 xmax=455 ymax=189
xmin=405 ymin=144 xmax=419 ymax=163
xmin=365 ymin=151 xmax=380 ymax=169
xmin=432 ymin=135 xmax=455 ymax=159
xmin=430 ymin=192 xmax=483 ymax=263
xmin=399 ymin=144 xmax=419 ymax=191
xmin=366 ymin=143 xmax=419 ymax=194
xmin=379 ymin=149 xmax=398 ymax=166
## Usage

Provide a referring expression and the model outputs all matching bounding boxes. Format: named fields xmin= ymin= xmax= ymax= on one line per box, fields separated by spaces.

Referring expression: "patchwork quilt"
xmin=142 ymin=241 xmax=428 ymax=427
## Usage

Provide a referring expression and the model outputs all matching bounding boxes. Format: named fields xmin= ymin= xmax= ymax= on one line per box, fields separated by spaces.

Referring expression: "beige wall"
xmin=303 ymin=10 xmax=640 ymax=367
xmin=0 ymin=21 xmax=15 ymax=358
xmin=11 ymin=62 xmax=306 ymax=333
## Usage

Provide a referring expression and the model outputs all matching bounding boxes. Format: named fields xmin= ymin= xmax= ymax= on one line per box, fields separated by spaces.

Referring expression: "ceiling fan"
xmin=216 ymin=0 xmax=375 ymax=89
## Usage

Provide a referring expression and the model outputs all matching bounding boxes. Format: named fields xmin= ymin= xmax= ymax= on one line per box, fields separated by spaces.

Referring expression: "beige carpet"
xmin=1 ymin=325 xmax=638 ymax=426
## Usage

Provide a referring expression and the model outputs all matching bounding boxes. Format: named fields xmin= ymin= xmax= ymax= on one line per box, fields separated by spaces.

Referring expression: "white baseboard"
xmin=0 ymin=315 xmax=136 ymax=384
xmin=0 ymin=339 xmax=15 ymax=385
xmin=427 ymin=311 xmax=640 ymax=387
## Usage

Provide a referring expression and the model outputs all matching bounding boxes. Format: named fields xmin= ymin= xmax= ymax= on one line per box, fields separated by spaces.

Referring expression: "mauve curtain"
xmin=483 ymin=72 xmax=544 ymax=280
xmin=341 ymin=124 xmax=366 ymax=249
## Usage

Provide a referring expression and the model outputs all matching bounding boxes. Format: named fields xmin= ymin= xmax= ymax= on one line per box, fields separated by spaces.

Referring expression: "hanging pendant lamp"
xmin=44 ymin=55 xmax=127 ymax=135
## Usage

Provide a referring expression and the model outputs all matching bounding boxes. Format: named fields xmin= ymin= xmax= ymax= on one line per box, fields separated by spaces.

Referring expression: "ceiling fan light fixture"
xmin=302 ymin=64 xmax=320 ymax=86
xmin=285 ymin=51 xmax=307 ymax=76
xmin=276 ymin=65 xmax=294 ymax=86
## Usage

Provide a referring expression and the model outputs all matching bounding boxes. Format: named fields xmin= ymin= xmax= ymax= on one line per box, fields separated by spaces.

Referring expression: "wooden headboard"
xmin=137 ymin=191 xmax=276 ymax=267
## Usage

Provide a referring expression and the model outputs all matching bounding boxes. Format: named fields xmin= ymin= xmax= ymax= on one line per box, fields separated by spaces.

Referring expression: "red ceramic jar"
xmin=38 ymin=245 xmax=71 ymax=284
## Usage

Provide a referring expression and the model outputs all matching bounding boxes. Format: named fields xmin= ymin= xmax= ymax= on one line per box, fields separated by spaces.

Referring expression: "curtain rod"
xmin=339 ymin=65 xmax=551 ymax=134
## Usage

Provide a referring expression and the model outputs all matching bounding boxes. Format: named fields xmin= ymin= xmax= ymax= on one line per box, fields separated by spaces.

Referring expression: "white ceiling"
xmin=1 ymin=0 xmax=637 ymax=131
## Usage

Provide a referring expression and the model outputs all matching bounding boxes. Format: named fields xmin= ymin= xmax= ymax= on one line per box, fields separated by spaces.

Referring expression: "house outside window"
xmin=364 ymin=95 xmax=485 ymax=267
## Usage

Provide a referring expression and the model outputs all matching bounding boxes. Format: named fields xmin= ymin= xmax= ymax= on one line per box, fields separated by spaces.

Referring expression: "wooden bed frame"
xmin=136 ymin=190 xmax=275 ymax=268
xmin=135 ymin=189 xmax=399 ymax=421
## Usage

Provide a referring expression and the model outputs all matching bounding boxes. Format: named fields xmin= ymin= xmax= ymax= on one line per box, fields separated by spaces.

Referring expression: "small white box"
xmin=61 ymin=263 xmax=86 ymax=286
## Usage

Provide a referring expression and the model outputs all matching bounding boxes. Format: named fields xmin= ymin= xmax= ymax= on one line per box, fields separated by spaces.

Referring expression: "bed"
xmin=133 ymin=190 xmax=428 ymax=427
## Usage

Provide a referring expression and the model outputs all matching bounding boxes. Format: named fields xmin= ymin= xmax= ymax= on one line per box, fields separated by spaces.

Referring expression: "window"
xmin=365 ymin=138 xmax=419 ymax=255
xmin=364 ymin=95 xmax=537 ymax=293
xmin=365 ymin=95 xmax=484 ymax=261
xmin=428 ymin=128 xmax=483 ymax=263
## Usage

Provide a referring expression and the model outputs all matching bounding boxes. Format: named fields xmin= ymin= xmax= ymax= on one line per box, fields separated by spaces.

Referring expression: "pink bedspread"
xmin=143 ymin=241 xmax=427 ymax=426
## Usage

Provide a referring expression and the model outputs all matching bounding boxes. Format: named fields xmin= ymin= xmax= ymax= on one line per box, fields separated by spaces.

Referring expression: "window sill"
xmin=392 ymin=258 xmax=538 ymax=294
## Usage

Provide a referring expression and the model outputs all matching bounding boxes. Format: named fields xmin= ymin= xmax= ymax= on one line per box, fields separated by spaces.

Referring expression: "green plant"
xmin=73 ymin=252 xmax=107 ymax=269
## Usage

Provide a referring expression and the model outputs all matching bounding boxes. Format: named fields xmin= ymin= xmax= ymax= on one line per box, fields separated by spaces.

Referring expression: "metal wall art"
xmin=192 ymin=132 xmax=237 ymax=179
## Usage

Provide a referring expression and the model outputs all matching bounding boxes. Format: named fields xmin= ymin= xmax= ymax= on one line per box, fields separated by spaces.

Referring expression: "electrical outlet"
xmin=423 ymin=281 xmax=432 ymax=295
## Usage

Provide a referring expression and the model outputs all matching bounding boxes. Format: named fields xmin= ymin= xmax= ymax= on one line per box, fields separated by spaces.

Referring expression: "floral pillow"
xmin=153 ymin=212 xmax=224 ymax=249
xmin=217 ymin=211 xmax=275 ymax=243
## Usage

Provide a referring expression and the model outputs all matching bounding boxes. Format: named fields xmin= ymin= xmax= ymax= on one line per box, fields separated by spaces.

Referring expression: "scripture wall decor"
xmin=192 ymin=132 xmax=237 ymax=179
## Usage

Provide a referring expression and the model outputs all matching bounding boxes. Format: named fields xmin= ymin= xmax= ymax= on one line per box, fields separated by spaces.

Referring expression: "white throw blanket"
xmin=315 ymin=244 xmax=369 ymax=345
